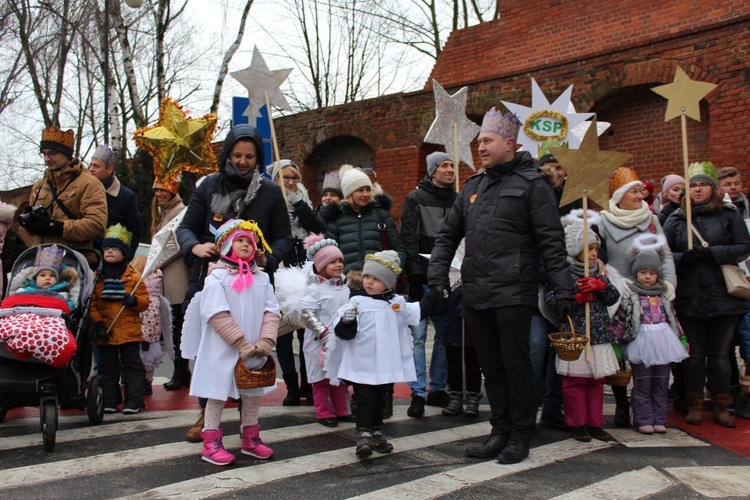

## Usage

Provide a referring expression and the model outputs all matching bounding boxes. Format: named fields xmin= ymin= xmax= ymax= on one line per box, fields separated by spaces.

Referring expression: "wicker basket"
xmin=235 ymin=356 xmax=276 ymax=389
xmin=740 ymin=363 xmax=750 ymax=395
xmin=548 ymin=316 xmax=589 ymax=362
xmin=605 ymin=369 xmax=633 ymax=387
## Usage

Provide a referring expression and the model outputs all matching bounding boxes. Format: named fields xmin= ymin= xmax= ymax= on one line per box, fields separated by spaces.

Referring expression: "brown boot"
xmin=685 ymin=392 xmax=704 ymax=425
xmin=185 ymin=409 xmax=205 ymax=442
xmin=712 ymin=394 xmax=736 ymax=428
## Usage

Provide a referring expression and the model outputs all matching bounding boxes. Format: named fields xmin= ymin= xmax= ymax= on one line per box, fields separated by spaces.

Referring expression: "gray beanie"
xmin=426 ymin=152 xmax=452 ymax=179
xmin=632 ymin=250 xmax=662 ymax=275
xmin=362 ymin=250 xmax=402 ymax=290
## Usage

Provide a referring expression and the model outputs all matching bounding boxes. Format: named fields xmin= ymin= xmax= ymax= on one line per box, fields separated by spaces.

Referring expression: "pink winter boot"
xmin=200 ymin=428 xmax=236 ymax=466
xmin=241 ymin=424 xmax=274 ymax=459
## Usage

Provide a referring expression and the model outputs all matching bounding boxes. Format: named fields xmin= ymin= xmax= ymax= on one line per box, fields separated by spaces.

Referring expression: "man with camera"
xmin=19 ymin=127 xmax=107 ymax=252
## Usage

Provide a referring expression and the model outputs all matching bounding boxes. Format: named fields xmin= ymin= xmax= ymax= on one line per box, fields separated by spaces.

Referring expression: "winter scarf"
xmin=602 ymin=200 xmax=652 ymax=229
xmin=567 ymin=258 xmax=598 ymax=277
xmin=100 ymin=260 xmax=128 ymax=301
xmin=210 ymin=161 xmax=262 ymax=215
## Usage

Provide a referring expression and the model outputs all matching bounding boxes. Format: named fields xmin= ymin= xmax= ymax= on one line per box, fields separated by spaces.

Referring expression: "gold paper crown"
xmin=480 ymin=108 xmax=522 ymax=141
xmin=609 ymin=166 xmax=640 ymax=197
xmin=153 ymin=178 xmax=181 ymax=195
xmin=41 ymin=127 xmax=75 ymax=149
xmin=104 ymin=223 xmax=133 ymax=246
xmin=687 ymin=161 xmax=717 ymax=181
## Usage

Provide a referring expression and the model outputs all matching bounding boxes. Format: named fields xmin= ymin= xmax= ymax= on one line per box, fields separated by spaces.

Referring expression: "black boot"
xmin=464 ymin=392 xmax=482 ymax=417
xmin=163 ymin=359 xmax=180 ymax=389
xmin=283 ymin=372 xmax=301 ymax=406
xmin=164 ymin=359 xmax=191 ymax=391
xmin=612 ymin=385 xmax=630 ymax=427
xmin=299 ymin=369 xmax=313 ymax=403
xmin=442 ymin=391 xmax=463 ymax=416
xmin=382 ymin=384 xmax=393 ymax=420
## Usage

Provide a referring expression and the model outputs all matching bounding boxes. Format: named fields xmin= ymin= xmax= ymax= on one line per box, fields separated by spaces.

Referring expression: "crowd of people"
xmin=2 ymin=112 xmax=749 ymax=467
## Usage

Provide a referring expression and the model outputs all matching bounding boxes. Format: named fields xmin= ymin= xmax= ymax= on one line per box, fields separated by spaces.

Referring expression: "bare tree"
xmin=211 ymin=0 xmax=256 ymax=114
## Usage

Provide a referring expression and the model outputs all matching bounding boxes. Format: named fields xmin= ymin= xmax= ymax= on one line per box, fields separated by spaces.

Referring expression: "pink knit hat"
xmin=661 ymin=174 xmax=685 ymax=195
xmin=304 ymin=234 xmax=343 ymax=274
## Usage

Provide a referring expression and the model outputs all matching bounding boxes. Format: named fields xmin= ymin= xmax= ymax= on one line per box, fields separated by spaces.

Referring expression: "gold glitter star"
xmin=551 ymin=117 xmax=633 ymax=209
xmin=651 ymin=67 xmax=717 ymax=122
xmin=134 ymin=97 xmax=218 ymax=184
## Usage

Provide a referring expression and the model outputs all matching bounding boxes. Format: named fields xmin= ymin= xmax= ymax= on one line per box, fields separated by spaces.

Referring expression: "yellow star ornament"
xmin=651 ymin=67 xmax=717 ymax=122
xmin=134 ymin=97 xmax=219 ymax=184
xmin=550 ymin=117 xmax=633 ymax=209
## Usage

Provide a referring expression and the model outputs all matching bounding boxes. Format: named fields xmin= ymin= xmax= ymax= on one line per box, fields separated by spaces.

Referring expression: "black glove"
xmin=123 ymin=294 xmax=138 ymax=308
xmin=408 ymin=275 xmax=426 ymax=301
xmin=428 ymin=285 xmax=449 ymax=310
xmin=693 ymin=246 xmax=714 ymax=263
xmin=419 ymin=292 xmax=448 ymax=319
xmin=23 ymin=212 xmax=63 ymax=236
xmin=93 ymin=321 xmax=110 ymax=342
xmin=679 ymin=250 xmax=700 ymax=267
xmin=141 ymin=341 xmax=150 ymax=352
xmin=556 ymin=298 xmax=576 ymax=322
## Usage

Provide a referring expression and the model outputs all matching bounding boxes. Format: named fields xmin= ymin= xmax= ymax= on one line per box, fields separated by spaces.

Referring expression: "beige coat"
xmin=154 ymin=196 xmax=188 ymax=305
xmin=24 ymin=159 xmax=107 ymax=249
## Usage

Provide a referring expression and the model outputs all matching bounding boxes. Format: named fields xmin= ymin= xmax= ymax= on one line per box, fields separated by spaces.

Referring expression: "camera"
xmin=18 ymin=205 xmax=49 ymax=228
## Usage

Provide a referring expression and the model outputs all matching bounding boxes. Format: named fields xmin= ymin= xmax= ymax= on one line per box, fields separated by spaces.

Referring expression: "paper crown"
xmin=480 ymin=108 xmax=522 ymax=141
xmin=41 ymin=126 xmax=75 ymax=157
xmin=104 ymin=223 xmax=133 ymax=246
xmin=153 ymin=178 xmax=181 ymax=195
xmin=322 ymin=169 xmax=342 ymax=194
xmin=688 ymin=161 xmax=717 ymax=182
xmin=537 ymin=139 xmax=568 ymax=159
xmin=609 ymin=166 xmax=640 ymax=197
xmin=215 ymin=219 xmax=272 ymax=256
xmin=33 ymin=244 xmax=64 ymax=278
xmin=92 ymin=144 xmax=121 ymax=168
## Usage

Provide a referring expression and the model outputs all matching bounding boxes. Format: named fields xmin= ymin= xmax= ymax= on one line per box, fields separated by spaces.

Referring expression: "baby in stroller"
xmin=0 ymin=245 xmax=80 ymax=368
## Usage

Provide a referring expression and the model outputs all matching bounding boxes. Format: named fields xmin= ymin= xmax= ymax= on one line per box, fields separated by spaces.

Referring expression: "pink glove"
xmin=318 ymin=346 xmax=327 ymax=369
xmin=253 ymin=339 xmax=273 ymax=357
xmin=235 ymin=338 xmax=254 ymax=360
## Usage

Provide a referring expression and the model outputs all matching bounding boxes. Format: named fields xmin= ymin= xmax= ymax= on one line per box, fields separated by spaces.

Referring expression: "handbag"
xmin=692 ymin=227 xmax=750 ymax=299
xmin=234 ymin=355 xmax=276 ymax=389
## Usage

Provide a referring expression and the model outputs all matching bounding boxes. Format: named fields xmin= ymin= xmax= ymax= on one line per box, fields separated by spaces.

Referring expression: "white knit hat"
xmin=561 ymin=209 xmax=601 ymax=258
xmin=341 ymin=168 xmax=372 ymax=199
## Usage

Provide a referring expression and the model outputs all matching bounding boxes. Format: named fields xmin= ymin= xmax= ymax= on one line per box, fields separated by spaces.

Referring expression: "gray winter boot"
xmin=355 ymin=429 xmax=373 ymax=457
xmin=464 ymin=392 xmax=483 ymax=417
xmin=442 ymin=391 xmax=463 ymax=416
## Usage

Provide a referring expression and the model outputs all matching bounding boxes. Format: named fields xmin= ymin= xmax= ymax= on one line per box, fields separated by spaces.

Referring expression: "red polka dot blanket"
xmin=0 ymin=294 xmax=76 ymax=368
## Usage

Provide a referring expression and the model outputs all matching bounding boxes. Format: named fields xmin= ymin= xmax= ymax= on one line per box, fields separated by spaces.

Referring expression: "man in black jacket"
xmin=428 ymin=108 xmax=575 ymax=464
xmin=89 ymin=144 xmax=142 ymax=260
xmin=401 ymin=151 xmax=457 ymax=417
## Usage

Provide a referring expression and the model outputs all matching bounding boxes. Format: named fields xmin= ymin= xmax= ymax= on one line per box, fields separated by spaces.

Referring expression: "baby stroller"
xmin=0 ymin=244 xmax=103 ymax=451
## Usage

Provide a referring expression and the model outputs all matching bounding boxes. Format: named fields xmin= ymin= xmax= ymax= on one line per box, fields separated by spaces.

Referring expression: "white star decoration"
xmin=231 ymin=47 xmax=293 ymax=119
xmin=424 ymin=80 xmax=481 ymax=171
xmin=502 ymin=78 xmax=594 ymax=158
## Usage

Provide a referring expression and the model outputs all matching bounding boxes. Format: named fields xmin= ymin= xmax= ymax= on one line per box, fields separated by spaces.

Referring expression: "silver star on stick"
xmin=424 ymin=80 xmax=481 ymax=170
xmin=231 ymin=47 xmax=293 ymax=119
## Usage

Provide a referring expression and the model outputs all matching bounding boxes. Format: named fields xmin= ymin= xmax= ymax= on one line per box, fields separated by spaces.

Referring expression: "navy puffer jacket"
xmin=663 ymin=206 xmax=750 ymax=318
xmin=321 ymin=194 xmax=406 ymax=274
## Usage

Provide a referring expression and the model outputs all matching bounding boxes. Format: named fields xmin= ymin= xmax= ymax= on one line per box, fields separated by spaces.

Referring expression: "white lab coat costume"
xmin=182 ymin=268 xmax=280 ymax=399
xmin=326 ymin=294 xmax=420 ymax=386
xmin=300 ymin=279 xmax=350 ymax=384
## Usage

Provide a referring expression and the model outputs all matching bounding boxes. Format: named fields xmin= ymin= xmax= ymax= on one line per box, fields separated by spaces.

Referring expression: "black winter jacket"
xmin=400 ymin=177 xmax=457 ymax=279
xmin=663 ymin=206 xmax=750 ymax=318
xmin=104 ymin=179 xmax=142 ymax=260
xmin=428 ymin=152 xmax=574 ymax=310
xmin=321 ymin=194 xmax=406 ymax=273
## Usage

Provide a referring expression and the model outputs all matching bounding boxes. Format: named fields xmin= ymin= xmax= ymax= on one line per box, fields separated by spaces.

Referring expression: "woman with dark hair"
xmin=176 ymin=124 xmax=293 ymax=441
xmin=663 ymin=162 xmax=750 ymax=428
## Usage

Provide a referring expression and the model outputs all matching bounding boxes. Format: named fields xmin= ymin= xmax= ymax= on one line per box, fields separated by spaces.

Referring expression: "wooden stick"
xmin=452 ymin=122 xmax=460 ymax=190
xmin=583 ymin=193 xmax=591 ymax=361
xmin=681 ymin=112 xmax=693 ymax=249
xmin=265 ymin=91 xmax=288 ymax=210
xmin=105 ymin=273 xmax=145 ymax=335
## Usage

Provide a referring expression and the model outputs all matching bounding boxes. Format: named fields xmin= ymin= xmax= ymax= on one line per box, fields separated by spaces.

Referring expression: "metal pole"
xmin=103 ymin=0 xmax=110 ymax=143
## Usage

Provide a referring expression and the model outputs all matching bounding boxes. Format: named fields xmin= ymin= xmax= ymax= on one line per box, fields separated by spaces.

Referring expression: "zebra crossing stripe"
xmin=125 ymin=422 xmax=491 ymax=499
xmin=551 ymin=466 xmax=674 ymax=499
xmin=350 ymin=438 xmax=615 ymax=500
xmin=607 ymin=428 xmax=709 ymax=448
xmin=664 ymin=466 xmax=750 ymax=498
xmin=0 ymin=406 xmax=438 ymax=489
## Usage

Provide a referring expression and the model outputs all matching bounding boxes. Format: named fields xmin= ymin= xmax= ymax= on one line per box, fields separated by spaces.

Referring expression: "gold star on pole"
xmin=134 ymin=97 xmax=218 ymax=184
xmin=551 ymin=117 xmax=633 ymax=209
xmin=651 ymin=67 xmax=717 ymax=122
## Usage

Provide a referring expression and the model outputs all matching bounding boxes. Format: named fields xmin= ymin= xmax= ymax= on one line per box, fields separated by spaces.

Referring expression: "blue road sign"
xmin=232 ymin=96 xmax=273 ymax=175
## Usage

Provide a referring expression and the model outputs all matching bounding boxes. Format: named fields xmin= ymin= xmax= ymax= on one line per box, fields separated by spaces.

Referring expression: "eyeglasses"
xmin=39 ymin=150 xmax=59 ymax=159
xmin=282 ymin=176 xmax=300 ymax=182
xmin=690 ymin=182 xmax=711 ymax=189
